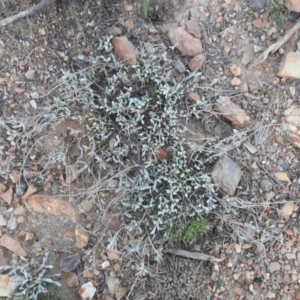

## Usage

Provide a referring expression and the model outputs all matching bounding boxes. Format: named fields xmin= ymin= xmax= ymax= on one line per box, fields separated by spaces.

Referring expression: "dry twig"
xmin=164 ymin=248 xmax=221 ymax=262
xmin=0 ymin=0 xmax=54 ymax=27
xmin=249 ymin=17 xmax=300 ymax=69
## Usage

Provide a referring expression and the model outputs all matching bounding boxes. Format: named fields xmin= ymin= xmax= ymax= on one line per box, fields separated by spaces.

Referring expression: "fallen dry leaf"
xmin=107 ymin=250 xmax=120 ymax=260
xmin=22 ymin=185 xmax=38 ymax=199
xmin=65 ymin=165 xmax=79 ymax=184
xmin=10 ymin=170 xmax=20 ymax=183
xmin=279 ymin=202 xmax=295 ymax=218
xmin=15 ymin=87 xmax=25 ymax=94
xmin=27 ymin=194 xmax=76 ymax=221
xmin=0 ymin=234 xmax=27 ymax=257
xmin=116 ymin=286 xmax=127 ymax=300
xmin=274 ymin=172 xmax=290 ymax=182
xmin=0 ymin=187 xmax=13 ymax=205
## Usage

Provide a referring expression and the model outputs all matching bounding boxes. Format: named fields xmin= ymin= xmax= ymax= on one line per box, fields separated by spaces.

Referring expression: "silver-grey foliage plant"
xmin=0 ymin=254 xmax=61 ymax=299
xmin=44 ymin=36 xmax=217 ymax=235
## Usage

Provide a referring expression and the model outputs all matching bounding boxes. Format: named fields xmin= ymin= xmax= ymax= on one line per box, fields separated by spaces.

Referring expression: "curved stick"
xmin=0 ymin=0 xmax=54 ymax=27
xmin=249 ymin=17 xmax=300 ymax=69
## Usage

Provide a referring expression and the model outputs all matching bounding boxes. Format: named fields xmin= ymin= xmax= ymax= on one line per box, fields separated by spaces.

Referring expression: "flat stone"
xmin=102 ymin=212 xmax=124 ymax=231
xmin=231 ymin=77 xmax=242 ymax=86
xmin=180 ymin=19 xmax=201 ymax=38
xmin=78 ymin=282 xmax=96 ymax=300
xmin=216 ymin=96 xmax=250 ymax=127
xmin=75 ymin=227 xmax=89 ymax=248
xmin=261 ymin=178 xmax=273 ymax=192
xmin=25 ymin=70 xmax=36 ymax=80
xmin=188 ymin=54 xmax=206 ymax=71
xmin=279 ymin=202 xmax=295 ymax=218
xmin=111 ymin=37 xmax=137 ymax=66
xmin=13 ymin=206 xmax=26 ymax=215
xmin=7 ymin=219 xmax=17 ymax=231
xmin=60 ymin=253 xmax=81 ymax=272
xmin=106 ymin=277 xmax=120 ymax=294
xmin=282 ymin=103 xmax=300 ymax=149
xmin=0 ymin=274 xmax=18 ymax=297
xmin=168 ymin=26 xmax=203 ymax=57
xmin=27 ymin=194 xmax=76 ymax=221
xmin=187 ymin=92 xmax=200 ymax=103
xmin=175 ymin=59 xmax=186 ymax=73
xmin=286 ymin=252 xmax=296 ymax=260
xmin=80 ymin=199 xmax=93 ymax=213
xmin=248 ymin=0 xmax=267 ymax=9
xmin=278 ymin=52 xmax=300 ymax=79
xmin=285 ymin=0 xmax=300 ymax=12
xmin=109 ymin=27 xmax=122 ymax=35
xmin=65 ymin=272 xmax=79 ymax=288
xmin=212 ymin=156 xmax=242 ymax=196
xmin=0 ymin=234 xmax=27 ymax=257
xmin=0 ymin=215 xmax=6 ymax=227
xmin=83 ymin=269 xmax=94 ymax=279
xmin=124 ymin=20 xmax=134 ymax=29
xmin=269 ymin=261 xmax=281 ymax=273
xmin=229 ymin=65 xmax=242 ymax=76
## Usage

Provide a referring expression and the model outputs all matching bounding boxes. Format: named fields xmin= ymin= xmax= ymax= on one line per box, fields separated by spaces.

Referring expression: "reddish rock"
xmin=216 ymin=96 xmax=250 ymax=127
xmin=180 ymin=19 xmax=201 ymax=38
xmin=27 ymin=194 xmax=76 ymax=221
xmin=187 ymin=92 xmax=200 ymax=103
xmin=278 ymin=52 xmax=300 ymax=79
xmin=285 ymin=0 xmax=300 ymax=12
xmin=168 ymin=26 xmax=203 ymax=57
xmin=156 ymin=148 xmax=168 ymax=160
xmin=111 ymin=37 xmax=137 ymax=66
xmin=0 ymin=235 xmax=27 ymax=257
xmin=102 ymin=212 xmax=124 ymax=231
xmin=188 ymin=54 xmax=206 ymax=71
xmin=252 ymin=18 xmax=263 ymax=28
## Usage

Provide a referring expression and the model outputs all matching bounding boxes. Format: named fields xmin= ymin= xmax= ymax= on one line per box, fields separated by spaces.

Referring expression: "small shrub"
xmin=42 ymin=36 xmax=218 ymax=236
xmin=0 ymin=254 xmax=61 ymax=300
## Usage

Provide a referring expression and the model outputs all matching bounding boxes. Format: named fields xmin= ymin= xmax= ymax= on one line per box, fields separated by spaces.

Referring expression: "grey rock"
xmin=286 ymin=253 xmax=296 ymax=260
xmin=269 ymin=261 xmax=280 ymax=273
xmin=25 ymin=70 xmax=36 ymax=80
xmin=175 ymin=59 xmax=186 ymax=73
xmin=7 ymin=219 xmax=17 ymax=231
xmin=212 ymin=156 xmax=241 ymax=195
xmin=261 ymin=178 xmax=272 ymax=192
xmin=248 ymin=0 xmax=267 ymax=9
xmin=60 ymin=253 xmax=81 ymax=272
xmin=133 ymin=291 xmax=148 ymax=300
